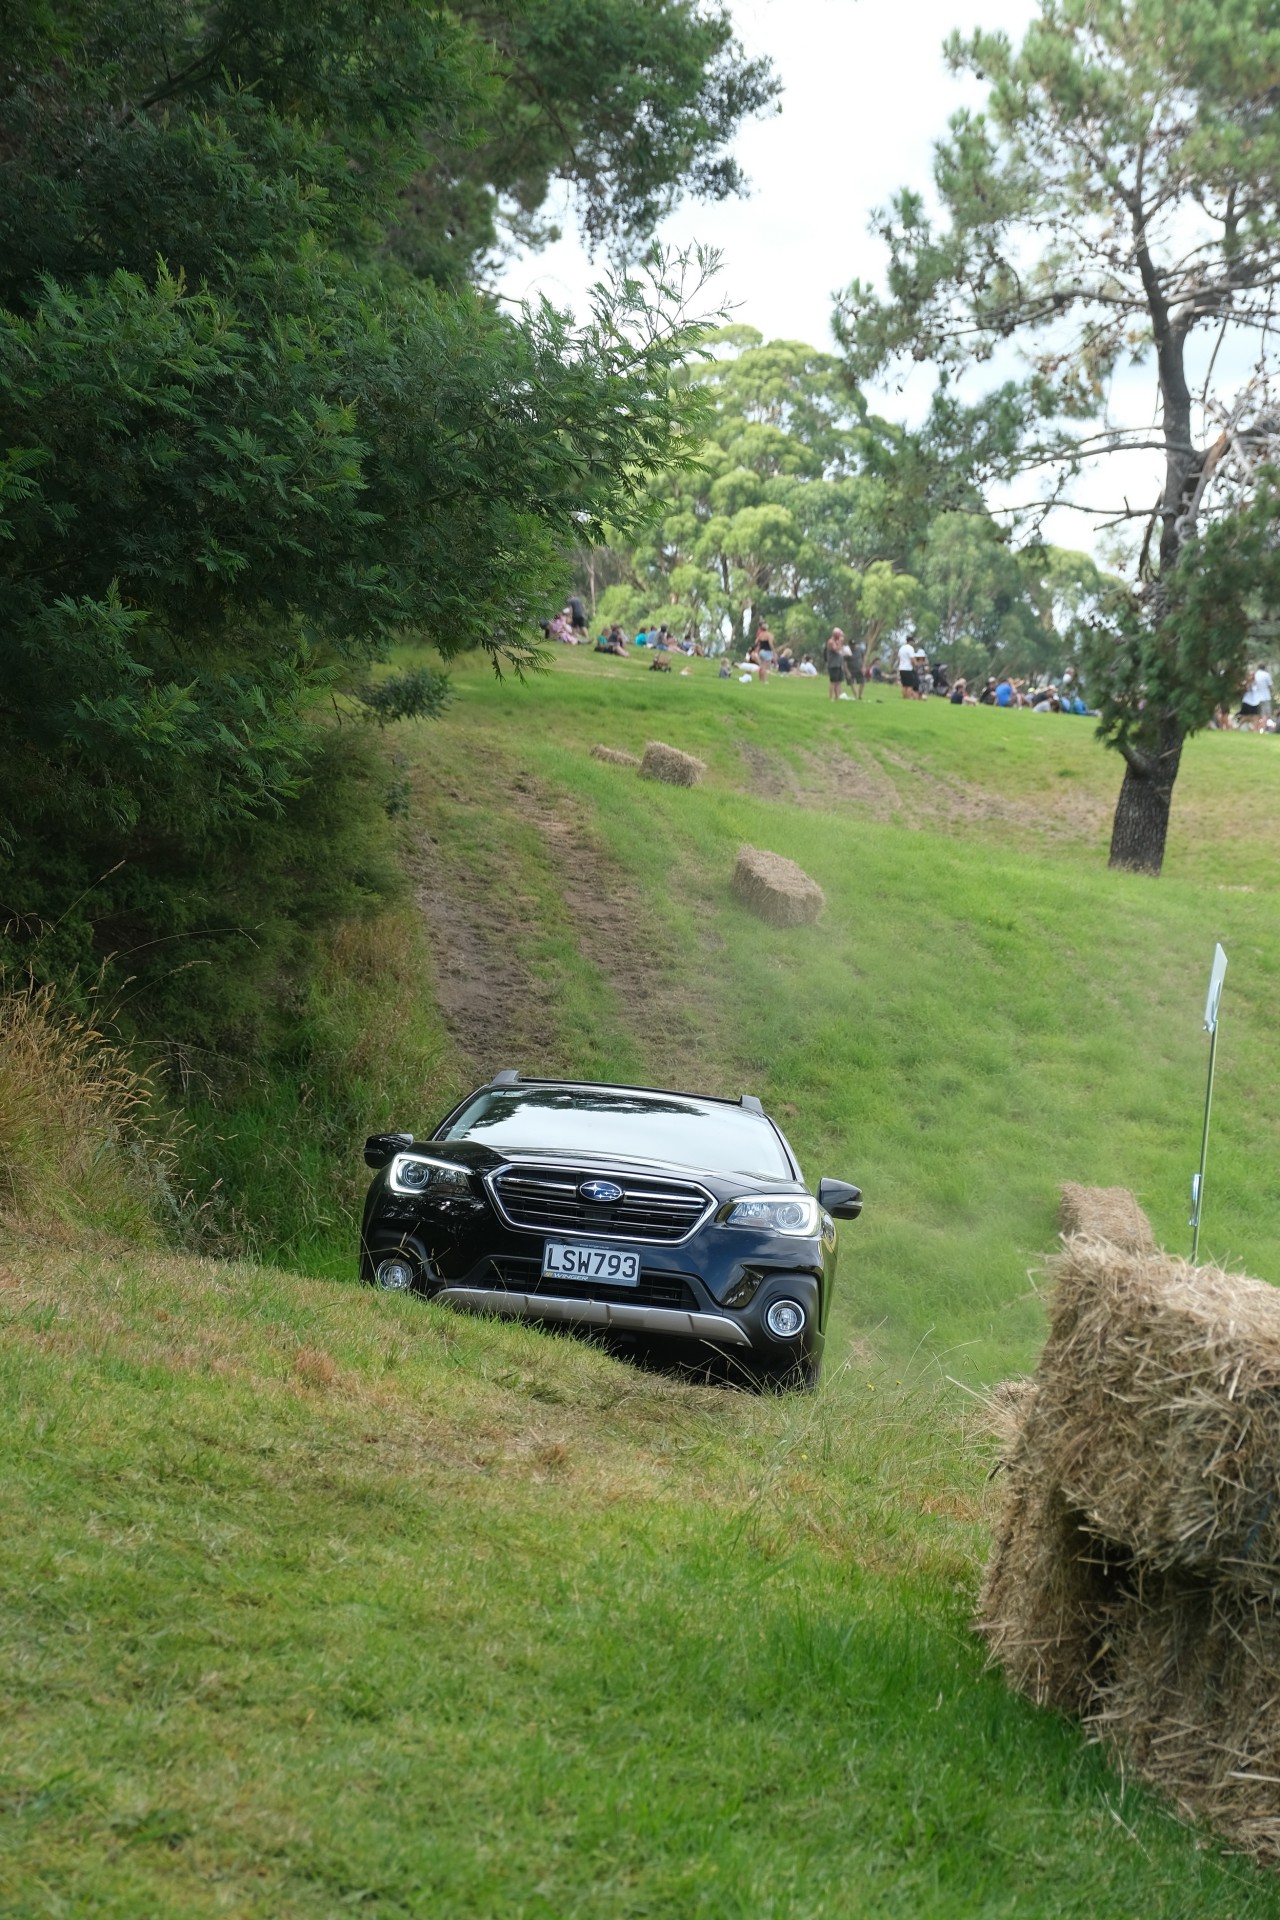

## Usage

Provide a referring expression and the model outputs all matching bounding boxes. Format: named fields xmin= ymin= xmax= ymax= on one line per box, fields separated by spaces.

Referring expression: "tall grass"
xmin=0 ymin=978 xmax=175 ymax=1242
xmin=174 ymin=904 xmax=454 ymax=1278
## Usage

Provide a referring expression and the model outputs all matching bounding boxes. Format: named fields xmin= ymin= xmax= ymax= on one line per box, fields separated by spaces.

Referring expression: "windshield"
xmin=438 ymin=1086 xmax=793 ymax=1181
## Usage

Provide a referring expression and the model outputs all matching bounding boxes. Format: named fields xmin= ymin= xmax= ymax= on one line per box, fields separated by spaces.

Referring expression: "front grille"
xmin=489 ymin=1166 xmax=711 ymax=1244
xmin=484 ymin=1256 xmax=700 ymax=1312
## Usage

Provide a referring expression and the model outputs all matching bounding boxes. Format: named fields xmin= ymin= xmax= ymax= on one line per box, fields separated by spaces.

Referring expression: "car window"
xmin=438 ymin=1087 xmax=793 ymax=1180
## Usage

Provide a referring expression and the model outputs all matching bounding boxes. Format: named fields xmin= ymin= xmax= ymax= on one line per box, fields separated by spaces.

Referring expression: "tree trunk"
xmin=1107 ymin=720 xmax=1184 ymax=876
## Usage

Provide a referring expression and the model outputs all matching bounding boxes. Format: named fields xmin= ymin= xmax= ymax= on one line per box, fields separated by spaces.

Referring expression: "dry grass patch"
xmin=0 ymin=979 xmax=174 ymax=1240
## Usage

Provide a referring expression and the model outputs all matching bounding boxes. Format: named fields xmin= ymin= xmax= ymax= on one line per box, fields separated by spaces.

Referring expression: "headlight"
xmin=720 ymin=1195 xmax=819 ymax=1235
xmin=389 ymin=1153 xmax=470 ymax=1196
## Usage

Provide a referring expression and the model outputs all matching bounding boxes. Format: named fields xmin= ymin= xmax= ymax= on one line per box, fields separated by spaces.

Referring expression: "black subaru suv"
xmin=359 ymin=1073 xmax=862 ymax=1388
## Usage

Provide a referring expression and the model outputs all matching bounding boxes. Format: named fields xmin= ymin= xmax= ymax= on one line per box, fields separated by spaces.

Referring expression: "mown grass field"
xmin=6 ymin=648 xmax=1280 ymax=1915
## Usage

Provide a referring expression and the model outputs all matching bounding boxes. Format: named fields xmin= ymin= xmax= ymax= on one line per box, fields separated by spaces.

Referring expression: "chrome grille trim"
xmin=485 ymin=1164 xmax=714 ymax=1245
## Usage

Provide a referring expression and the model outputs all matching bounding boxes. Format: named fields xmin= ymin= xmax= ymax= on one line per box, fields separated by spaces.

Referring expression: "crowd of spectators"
xmin=547 ymin=601 xmax=1276 ymax=734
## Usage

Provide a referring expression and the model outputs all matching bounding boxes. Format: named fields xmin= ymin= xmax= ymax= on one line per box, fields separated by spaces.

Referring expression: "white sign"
xmin=1204 ymin=944 xmax=1228 ymax=1034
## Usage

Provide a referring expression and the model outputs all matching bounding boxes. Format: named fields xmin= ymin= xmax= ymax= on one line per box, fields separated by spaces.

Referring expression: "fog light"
xmin=765 ymin=1299 xmax=805 ymax=1339
xmin=376 ymin=1256 xmax=415 ymax=1292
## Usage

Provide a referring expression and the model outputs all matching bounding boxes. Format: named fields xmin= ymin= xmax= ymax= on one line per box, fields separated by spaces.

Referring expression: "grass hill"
xmin=6 ymin=650 xmax=1280 ymax=1915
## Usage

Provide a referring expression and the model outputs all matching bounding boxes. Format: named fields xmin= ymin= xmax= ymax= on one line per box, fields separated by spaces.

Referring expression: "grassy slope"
xmin=7 ymin=652 xmax=1280 ymax=1915
xmin=412 ymin=650 xmax=1280 ymax=1381
xmin=5 ymin=1248 xmax=1277 ymax=1918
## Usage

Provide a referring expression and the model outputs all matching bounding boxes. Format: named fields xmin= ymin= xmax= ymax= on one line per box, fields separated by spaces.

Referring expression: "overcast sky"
xmin=499 ymin=0 xmax=1037 ymax=347
xmin=495 ymin=0 xmax=1163 ymax=557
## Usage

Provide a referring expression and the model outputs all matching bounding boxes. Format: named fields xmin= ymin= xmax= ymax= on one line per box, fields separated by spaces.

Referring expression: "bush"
xmin=354 ymin=665 xmax=452 ymax=727
xmin=1 ymin=721 xmax=407 ymax=1066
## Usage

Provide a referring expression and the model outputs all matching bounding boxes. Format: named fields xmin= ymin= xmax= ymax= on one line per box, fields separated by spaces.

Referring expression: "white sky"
xmin=495 ymin=0 xmax=1165 ymax=558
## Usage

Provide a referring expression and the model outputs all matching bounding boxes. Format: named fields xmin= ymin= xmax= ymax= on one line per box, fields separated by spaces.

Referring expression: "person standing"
xmin=826 ymin=629 xmax=848 ymax=702
xmin=897 ymin=633 xmax=921 ymax=699
xmin=845 ymin=635 xmax=866 ymax=699
xmin=1243 ymin=663 xmax=1273 ymax=730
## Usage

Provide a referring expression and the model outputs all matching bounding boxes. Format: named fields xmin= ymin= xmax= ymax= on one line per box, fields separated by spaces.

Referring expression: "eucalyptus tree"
xmin=597 ymin=328 xmax=903 ymax=645
xmin=838 ymin=0 xmax=1280 ymax=872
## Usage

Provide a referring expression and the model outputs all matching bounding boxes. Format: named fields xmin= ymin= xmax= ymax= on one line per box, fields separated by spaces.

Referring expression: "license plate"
xmin=542 ymin=1241 xmax=641 ymax=1285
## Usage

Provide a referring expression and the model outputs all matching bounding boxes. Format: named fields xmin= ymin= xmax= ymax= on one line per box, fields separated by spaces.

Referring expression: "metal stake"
xmin=1190 ymin=943 xmax=1227 ymax=1264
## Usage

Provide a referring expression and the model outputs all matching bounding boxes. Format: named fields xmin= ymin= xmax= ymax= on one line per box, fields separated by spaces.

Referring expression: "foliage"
xmin=835 ymin=0 xmax=1280 ymax=867
xmin=0 ymin=0 xmax=737 ymax=1042
xmin=1084 ymin=475 xmax=1280 ymax=751
xmin=587 ymin=328 xmax=1111 ymax=672
xmin=389 ymin=0 xmax=779 ymax=281
xmin=355 ymin=665 xmax=453 ymax=728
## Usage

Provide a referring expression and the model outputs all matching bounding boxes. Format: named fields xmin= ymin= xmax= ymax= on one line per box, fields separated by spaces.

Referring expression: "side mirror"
xmin=818 ymin=1178 xmax=862 ymax=1221
xmin=364 ymin=1131 xmax=414 ymax=1170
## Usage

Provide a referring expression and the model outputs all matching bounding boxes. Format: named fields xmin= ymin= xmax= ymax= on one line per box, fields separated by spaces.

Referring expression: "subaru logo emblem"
xmin=579 ymin=1180 xmax=623 ymax=1204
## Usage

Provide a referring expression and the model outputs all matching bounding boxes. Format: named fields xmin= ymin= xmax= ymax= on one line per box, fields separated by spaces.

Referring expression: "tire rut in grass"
xmin=404 ymin=823 xmax=547 ymax=1078
xmin=406 ymin=765 xmax=702 ymax=1086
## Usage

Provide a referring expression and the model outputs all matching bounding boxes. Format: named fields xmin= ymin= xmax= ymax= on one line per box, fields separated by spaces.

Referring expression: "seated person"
xmin=718 ymin=658 xmax=733 ymax=679
xmin=798 ymin=654 xmax=818 ymax=676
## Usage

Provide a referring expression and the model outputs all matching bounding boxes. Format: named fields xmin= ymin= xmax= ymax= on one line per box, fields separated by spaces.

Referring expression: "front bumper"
xmin=361 ymin=1191 xmax=826 ymax=1361
xmin=434 ymin=1286 xmax=752 ymax=1346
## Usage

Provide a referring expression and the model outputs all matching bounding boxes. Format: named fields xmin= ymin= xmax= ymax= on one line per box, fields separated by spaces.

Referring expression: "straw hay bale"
xmin=978 ymin=1472 xmax=1132 ymax=1716
xmin=1032 ymin=1238 xmax=1280 ymax=1588
xmin=731 ymin=846 xmax=825 ymax=927
xmin=979 ymin=1224 xmax=1280 ymax=1858
xmin=1086 ymin=1575 xmax=1280 ymax=1860
xmin=639 ymin=740 xmax=705 ymax=787
xmin=972 ymin=1377 xmax=1037 ymax=1453
xmin=590 ymin=744 xmax=640 ymax=768
xmin=1059 ymin=1181 xmax=1155 ymax=1252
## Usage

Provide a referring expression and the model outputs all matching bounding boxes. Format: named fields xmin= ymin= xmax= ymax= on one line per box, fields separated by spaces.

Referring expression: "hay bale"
xmin=590 ymin=744 xmax=640 ymax=768
xmin=639 ymin=740 xmax=705 ymax=787
xmin=978 ymin=1220 xmax=1280 ymax=1860
xmin=1059 ymin=1181 xmax=1155 ymax=1252
xmin=977 ymin=1469 xmax=1133 ymax=1717
xmin=1087 ymin=1575 xmax=1280 ymax=1861
xmin=731 ymin=845 xmax=825 ymax=927
xmin=971 ymin=1376 xmax=1037 ymax=1453
xmin=1032 ymin=1238 xmax=1280 ymax=1588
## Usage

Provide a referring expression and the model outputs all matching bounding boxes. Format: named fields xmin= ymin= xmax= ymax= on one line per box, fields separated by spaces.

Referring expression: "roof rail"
xmin=490 ymin=1068 xmax=522 ymax=1087
xmin=739 ymin=1094 xmax=764 ymax=1115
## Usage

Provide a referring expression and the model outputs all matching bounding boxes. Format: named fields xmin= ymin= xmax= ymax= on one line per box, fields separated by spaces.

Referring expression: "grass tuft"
xmin=0 ymin=978 xmax=175 ymax=1242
